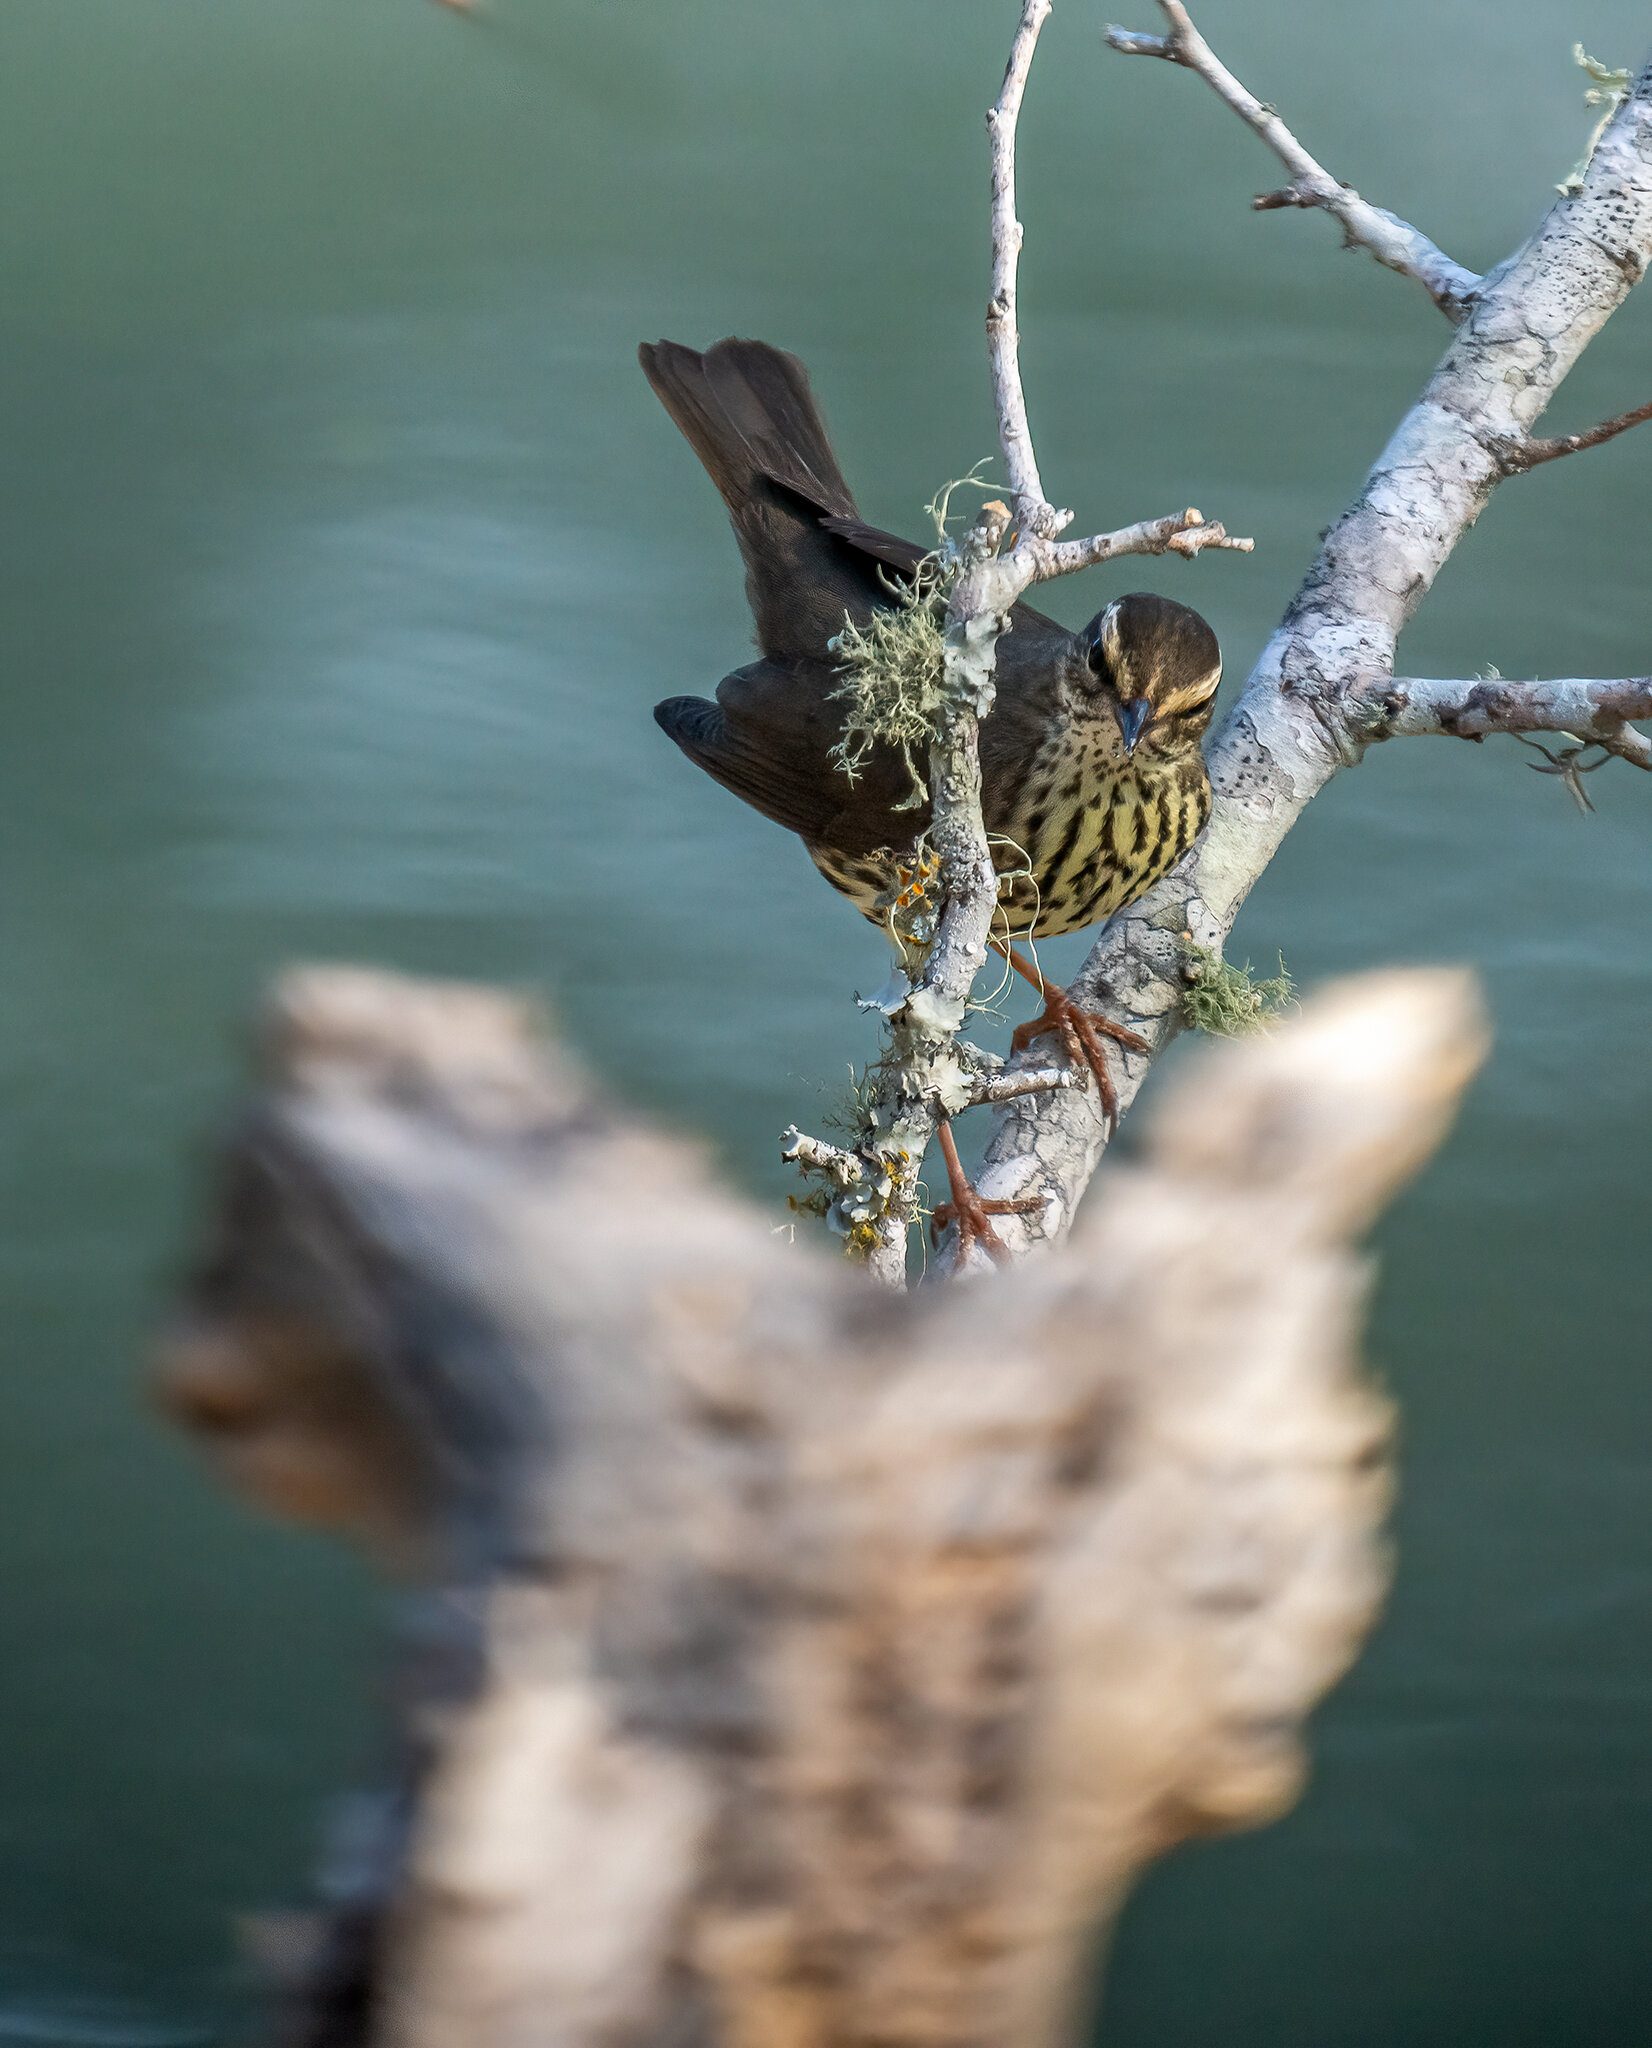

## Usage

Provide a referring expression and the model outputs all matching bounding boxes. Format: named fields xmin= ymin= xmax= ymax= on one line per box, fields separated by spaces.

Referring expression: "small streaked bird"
xmin=643 ymin=336 xmax=1222 ymax=1150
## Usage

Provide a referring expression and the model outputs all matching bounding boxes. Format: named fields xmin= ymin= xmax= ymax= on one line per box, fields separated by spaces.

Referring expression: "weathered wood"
xmin=162 ymin=962 xmax=1483 ymax=2048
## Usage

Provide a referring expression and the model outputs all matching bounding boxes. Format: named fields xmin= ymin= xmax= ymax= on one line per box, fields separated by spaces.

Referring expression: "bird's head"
xmin=1078 ymin=592 xmax=1222 ymax=757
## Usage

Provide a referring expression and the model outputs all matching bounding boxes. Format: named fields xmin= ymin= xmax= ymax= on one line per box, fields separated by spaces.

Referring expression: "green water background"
xmin=1 ymin=1 xmax=1649 ymax=2040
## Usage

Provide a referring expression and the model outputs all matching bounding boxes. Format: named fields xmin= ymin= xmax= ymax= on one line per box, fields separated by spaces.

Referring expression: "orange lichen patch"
xmin=889 ymin=849 xmax=942 ymax=912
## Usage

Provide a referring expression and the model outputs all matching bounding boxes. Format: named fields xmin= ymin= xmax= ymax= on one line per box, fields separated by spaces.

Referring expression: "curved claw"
xmin=1011 ymin=989 xmax=1150 ymax=1134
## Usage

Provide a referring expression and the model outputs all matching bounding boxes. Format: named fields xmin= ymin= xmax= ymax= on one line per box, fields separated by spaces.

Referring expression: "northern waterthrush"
xmin=644 ymin=337 xmax=1222 ymax=1143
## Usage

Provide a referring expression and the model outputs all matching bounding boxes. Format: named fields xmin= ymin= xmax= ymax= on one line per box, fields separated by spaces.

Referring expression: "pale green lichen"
xmin=826 ymin=467 xmax=1001 ymax=807
xmin=819 ymin=1060 xmax=883 ymax=1143
xmin=1180 ymin=941 xmax=1294 ymax=1036
xmin=805 ymin=470 xmax=1013 ymax=1261
xmin=1558 ymin=45 xmax=1630 ymax=196
xmin=828 ymin=556 xmax=951 ymax=808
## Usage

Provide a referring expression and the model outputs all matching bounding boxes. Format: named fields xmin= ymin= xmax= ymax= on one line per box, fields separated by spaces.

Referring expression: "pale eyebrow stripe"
xmin=1164 ymin=662 xmax=1223 ymax=710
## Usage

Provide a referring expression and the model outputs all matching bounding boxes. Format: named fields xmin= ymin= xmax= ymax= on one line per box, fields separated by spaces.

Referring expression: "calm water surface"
xmin=1 ymin=1 xmax=1649 ymax=2040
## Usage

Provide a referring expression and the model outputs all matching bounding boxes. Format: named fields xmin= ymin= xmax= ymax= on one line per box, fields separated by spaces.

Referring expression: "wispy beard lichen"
xmin=827 ymin=555 xmax=952 ymax=810
xmin=1180 ymin=941 xmax=1294 ymax=1035
xmin=825 ymin=466 xmax=997 ymax=809
xmin=1559 ymin=45 xmax=1630 ymax=195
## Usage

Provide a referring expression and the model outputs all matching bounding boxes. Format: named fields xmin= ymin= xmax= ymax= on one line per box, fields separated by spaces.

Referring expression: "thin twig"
xmin=780 ymin=1127 xmax=865 ymax=1185
xmin=967 ymin=1066 xmax=1082 ymax=1105
xmin=988 ymin=0 xmax=1065 ymax=539
xmin=1032 ymin=505 xmax=1253 ymax=577
xmin=1490 ymin=396 xmax=1652 ymax=473
xmin=1103 ymin=27 xmax=1174 ymax=59
xmin=1105 ymin=2 xmax=1480 ymax=319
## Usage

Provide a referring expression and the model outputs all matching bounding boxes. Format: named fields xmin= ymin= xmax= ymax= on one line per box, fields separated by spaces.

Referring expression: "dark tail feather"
xmin=638 ymin=337 xmax=858 ymax=521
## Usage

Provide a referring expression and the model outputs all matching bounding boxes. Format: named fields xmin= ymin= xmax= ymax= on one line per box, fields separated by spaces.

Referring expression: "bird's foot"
xmin=930 ymin=1189 xmax=1043 ymax=1265
xmin=1011 ymin=988 xmax=1149 ymax=1133
xmin=931 ymin=1117 xmax=1040 ymax=1266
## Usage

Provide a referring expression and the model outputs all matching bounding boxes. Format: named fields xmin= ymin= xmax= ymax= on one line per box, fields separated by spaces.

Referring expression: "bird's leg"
xmin=929 ymin=1117 xmax=1041 ymax=1266
xmin=993 ymin=940 xmax=1150 ymax=1134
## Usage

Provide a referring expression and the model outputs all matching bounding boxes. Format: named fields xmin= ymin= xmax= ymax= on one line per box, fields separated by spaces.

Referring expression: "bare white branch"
xmin=1106 ymin=2 xmax=1480 ymax=318
xmin=1363 ymin=674 xmax=1652 ymax=768
xmin=967 ymin=1064 xmax=1082 ymax=1105
xmin=781 ymin=1126 xmax=865 ymax=1185
xmin=987 ymin=0 xmax=1065 ymax=538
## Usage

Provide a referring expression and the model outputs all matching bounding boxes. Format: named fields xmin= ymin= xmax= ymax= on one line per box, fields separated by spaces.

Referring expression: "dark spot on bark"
xmin=1191 ymin=1579 xmax=1266 ymax=1615
xmin=962 ymin=1715 xmax=1020 ymax=1806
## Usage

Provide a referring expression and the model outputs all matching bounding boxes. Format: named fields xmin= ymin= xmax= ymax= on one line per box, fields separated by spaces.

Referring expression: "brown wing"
xmin=656 ymin=658 xmax=929 ymax=857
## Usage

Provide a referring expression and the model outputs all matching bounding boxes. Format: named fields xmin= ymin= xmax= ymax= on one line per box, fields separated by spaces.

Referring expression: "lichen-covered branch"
xmin=781 ymin=1126 xmax=865 ymax=1186
xmin=1106 ymin=2 xmax=1479 ymax=318
xmin=161 ymin=963 xmax=1484 ymax=2048
xmin=964 ymin=31 xmax=1652 ymax=1262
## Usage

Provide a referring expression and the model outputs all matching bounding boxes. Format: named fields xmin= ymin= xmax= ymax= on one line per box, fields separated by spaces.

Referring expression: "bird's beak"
xmin=1114 ymin=697 xmax=1153 ymax=755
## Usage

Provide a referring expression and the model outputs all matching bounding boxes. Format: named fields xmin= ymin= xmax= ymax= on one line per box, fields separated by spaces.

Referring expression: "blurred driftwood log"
xmin=162 ymin=964 xmax=1481 ymax=2048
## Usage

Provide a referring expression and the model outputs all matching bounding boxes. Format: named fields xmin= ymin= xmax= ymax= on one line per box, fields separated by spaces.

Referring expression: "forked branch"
xmin=1106 ymin=1 xmax=1480 ymax=318
xmin=979 ymin=5 xmax=1251 ymax=598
